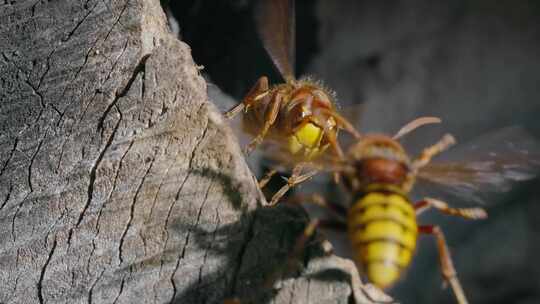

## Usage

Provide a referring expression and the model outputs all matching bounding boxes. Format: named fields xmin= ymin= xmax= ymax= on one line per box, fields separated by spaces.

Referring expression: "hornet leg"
xmin=414 ymin=198 xmax=487 ymax=219
xmin=411 ymin=134 xmax=456 ymax=172
xmin=418 ymin=225 xmax=469 ymax=304
xmin=245 ymin=92 xmax=283 ymax=155
xmin=224 ymin=76 xmax=269 ymax=119
xmin=258 ymin=168 xmax=278 ymax=189
xmin=268 ymin=163 xmax=318 ymax=206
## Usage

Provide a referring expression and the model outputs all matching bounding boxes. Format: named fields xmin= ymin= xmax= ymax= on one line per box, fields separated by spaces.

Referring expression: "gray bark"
xmin=0 ymin=1 xmax=391 ymax=303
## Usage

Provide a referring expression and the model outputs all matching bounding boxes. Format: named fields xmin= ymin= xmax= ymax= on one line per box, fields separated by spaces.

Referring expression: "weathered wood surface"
xmin=0 ymin=1 xmax=391 ymax=303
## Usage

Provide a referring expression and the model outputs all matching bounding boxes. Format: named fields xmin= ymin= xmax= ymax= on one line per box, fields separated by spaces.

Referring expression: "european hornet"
xmin=291 ymin=122 xmax=540 ymax=304
xmin=224 ymin=0 xmax=360 ymax=205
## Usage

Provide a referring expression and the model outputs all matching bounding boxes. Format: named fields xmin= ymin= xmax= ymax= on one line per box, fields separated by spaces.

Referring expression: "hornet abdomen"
xmin=347 ymin=190 xmax=417 ymax=288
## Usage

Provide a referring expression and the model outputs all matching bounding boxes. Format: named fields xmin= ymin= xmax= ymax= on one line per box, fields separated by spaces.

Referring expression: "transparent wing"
xmin=417 ymin=126 xmax=540 ymax=205
xmin=254 ymin=0 xmax=295 ymax=81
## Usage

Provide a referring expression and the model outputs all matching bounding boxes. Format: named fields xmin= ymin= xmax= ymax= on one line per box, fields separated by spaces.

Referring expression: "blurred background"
xmin=165 ymin=1 xmax=540 ymax=303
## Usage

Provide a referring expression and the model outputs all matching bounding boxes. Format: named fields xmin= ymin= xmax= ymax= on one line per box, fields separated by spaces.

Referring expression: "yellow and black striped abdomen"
xmin=347 ymin=191 xmax=417 ymax=288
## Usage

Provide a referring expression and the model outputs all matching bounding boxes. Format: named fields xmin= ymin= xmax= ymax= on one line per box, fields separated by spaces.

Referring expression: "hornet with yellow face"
xmin=225 ymin=0 xmax=360 ymax=205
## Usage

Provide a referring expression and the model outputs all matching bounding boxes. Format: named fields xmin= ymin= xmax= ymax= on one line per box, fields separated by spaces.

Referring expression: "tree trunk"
xmin=0 ymin=1 xmax=391 ymax=303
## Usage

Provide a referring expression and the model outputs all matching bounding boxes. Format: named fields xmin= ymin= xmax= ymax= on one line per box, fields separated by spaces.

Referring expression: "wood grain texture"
xmin=0 ymin=1 xmax=391 ymax=303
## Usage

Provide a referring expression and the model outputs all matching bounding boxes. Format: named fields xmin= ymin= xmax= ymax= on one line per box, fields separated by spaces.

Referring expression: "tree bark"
xmin=0 ymin=1 xmax=391 ymax=303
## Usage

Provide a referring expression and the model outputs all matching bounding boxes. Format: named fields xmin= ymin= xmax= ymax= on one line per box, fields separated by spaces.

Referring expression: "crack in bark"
xmin=153 ymin=156 xmax=192 ymax=299
xmin=85 ymin=165 xmax=123 ymax=263
xmin=86 ymin=238 xmax=97 ymax=278
xmin=2 ymin=50 xmax=47 ymax=110
xmin=28 ymin=138 xmax=44 ymax=192
xmin=57 ymin=36 xmax=102 ymax=122
xmin=55 ymin=0 xmax=126 ymax=116
xmin=101 ymin=38 xmax=129 ymax=87
xmin=164 ymin=134 xmax=206 ymax=242
xmin=95 ymin=140 xmax=134 ymax=234
xmin=97 ymin=54 xmax=151 ymax=137
xmin=153 ymin=259 xmax=165 ymax=303
xmin=15 ymin=248 xmax=21 ymax=269
xmin=138 ymin=224 xmax=148 ymax=258
xmin=54 ymin=37 xmax=134 ymax=172
xmin=78 ymin=105 xmax=122 ymax=227
xmin=160 ymin=170 xmax=192 ymax=297
xmin=228 ymin=211 xmax=257 ymax=297
xmin=146 ymin=139 xmax=174 ymax=223
xmin=43 ymin=209 xmax=67 ymax=246
xmin=73 ymin=44 xmax=117 ymax=128
xmin=0 ymin=138 xmax=18 ymax=178
xmin=36 ymin=47 xmax=57 ymax=90
xmin=156 ymin=113 xmax=210 ymax=301
xmin=7 ymin=274 xmax=20 ymax=303
xmin=54 ymin=87 xmax=102 ymax=170
xmin=111 ymin=274 xmax=126 ymax=304
xmin=138 ymin=60 xmax=147 ymax=122
xmin=59 ymin=0 xmax=128 ymax=112
xmin=161 ymin=115 xmax=209 ymax=254
xmin=61 ymin=0 xmax=101 ymax=42
xmin=118 ymin=153 xmax=156 ymax=265
xmin=169 ymin=179 xmax=213 ymax=303
xmin=11 ymin=194 xmax=29 ymax=242
xmin=26 ymin=77 xmax=46 ymax=109
xmin=30 ymin=0 xmax=41 ymax=17
xmin=87 ymin=269 xmax=105 ymax=304
xmin=198 ymin=206 xmax=221 ymax=288
xmin=37 ymin=235 xmax=58 ymax=304
xmin=102 ymin=0 xmax=129 ymax=43
xmin=68 ymin=105 xmax=122 ymax=247
xmin=1 ymin=52 xmax=47 ymax=114
xmin=56 ymin=1 xmax=114 ymax=118
xmin=0 ymin=183 xmax=13 ymax=211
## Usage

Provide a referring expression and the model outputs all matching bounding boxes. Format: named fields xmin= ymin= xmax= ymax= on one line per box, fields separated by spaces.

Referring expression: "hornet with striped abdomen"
xmin=341 ymin=133 xmax=479 ymax=290
xmin=302 ymin=121 xmax=540 ymax=303
xmin=299 ymin=117 xmax=497 ymax=304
